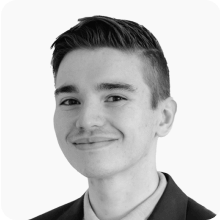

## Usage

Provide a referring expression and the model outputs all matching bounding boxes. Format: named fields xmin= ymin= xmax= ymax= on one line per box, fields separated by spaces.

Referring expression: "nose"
xmin=75 ymin=101 xmax=105 ymax=131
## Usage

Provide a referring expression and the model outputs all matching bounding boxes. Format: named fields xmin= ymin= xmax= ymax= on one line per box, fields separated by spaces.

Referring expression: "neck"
xmin=87 ymin=152 xmax=159 ymax=220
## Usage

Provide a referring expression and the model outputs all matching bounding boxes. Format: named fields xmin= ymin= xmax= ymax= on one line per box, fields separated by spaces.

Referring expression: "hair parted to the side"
xmin=50 ymin=15 xmax=170 ymax=109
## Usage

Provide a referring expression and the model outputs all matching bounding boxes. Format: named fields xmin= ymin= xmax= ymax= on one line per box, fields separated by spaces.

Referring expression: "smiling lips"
xmin=73 ymin=137 xmax=118 ymax=150
xmin=73 ymin=137 xmax=118 ymax=151
xmin=73 ymin=137 xmax=118 ymax=145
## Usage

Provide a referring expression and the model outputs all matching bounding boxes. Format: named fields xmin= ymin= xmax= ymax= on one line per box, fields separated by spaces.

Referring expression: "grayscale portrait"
xmin=1 ymin=1 xmax=220 ymax=220
xmin=30 ymin=15 xmax=217 ymax=220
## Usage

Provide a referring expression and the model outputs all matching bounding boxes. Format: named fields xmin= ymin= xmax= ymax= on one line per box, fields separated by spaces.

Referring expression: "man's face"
xmin=54 ymin=48 xmax=160 ymax=178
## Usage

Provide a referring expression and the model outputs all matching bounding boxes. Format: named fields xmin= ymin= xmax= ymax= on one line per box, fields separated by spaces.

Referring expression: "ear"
xmin=156 ymin=97 xmax=177 ymax=137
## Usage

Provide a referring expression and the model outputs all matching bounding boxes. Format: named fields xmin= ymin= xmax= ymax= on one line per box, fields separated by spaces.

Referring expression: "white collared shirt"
xmin=83 ymin=172 xmax=167 ymax=220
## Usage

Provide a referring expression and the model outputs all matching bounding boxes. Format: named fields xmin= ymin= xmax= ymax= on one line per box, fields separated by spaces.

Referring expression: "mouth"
xmin=73 ymin=137 xmax=118 ymax=144
xmin=73 ymin=137 xmax=118 ymax=150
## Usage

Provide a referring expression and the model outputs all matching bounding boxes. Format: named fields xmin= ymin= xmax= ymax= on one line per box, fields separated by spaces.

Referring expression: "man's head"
xmin=52 ymin=16 xmax=176 ymax=178
xmin=51 ymin=15 xmax=170 ymax=109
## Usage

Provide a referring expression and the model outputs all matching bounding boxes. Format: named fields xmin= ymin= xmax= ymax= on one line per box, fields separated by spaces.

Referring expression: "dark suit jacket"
xmin=30 ymin=173 xmax=216 ymax=220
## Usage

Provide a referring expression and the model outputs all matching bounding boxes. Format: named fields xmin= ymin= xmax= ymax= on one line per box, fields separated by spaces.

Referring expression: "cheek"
xmin=54 ymin=111 xmax=71 ymax=141
xmin=122 ymin=107 xmax=156 ymax=146
xmin=54 ymin=113 xmax=63 ymax=147
xmin=111 ymin=106 xmax=143 ymax=141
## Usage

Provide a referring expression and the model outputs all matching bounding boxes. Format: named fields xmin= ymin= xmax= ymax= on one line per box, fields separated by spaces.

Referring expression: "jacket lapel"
xmin=57 ymin=193 xmax=85 ymax=220
xmin=148 ymin=173 xmax=188 ymax=220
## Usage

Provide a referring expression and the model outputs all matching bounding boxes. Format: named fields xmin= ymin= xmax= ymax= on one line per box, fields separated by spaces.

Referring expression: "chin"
xmin=76 ymin=162 xmax=123 ymax=179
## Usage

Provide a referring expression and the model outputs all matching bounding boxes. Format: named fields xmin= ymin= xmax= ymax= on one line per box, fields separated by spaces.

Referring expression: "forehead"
xmin=56 ymin=48 xmax=151 ymax=90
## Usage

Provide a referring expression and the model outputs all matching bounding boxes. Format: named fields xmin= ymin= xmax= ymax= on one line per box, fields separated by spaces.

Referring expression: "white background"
xmin=1 ymin=0 xmax=220 ymax=219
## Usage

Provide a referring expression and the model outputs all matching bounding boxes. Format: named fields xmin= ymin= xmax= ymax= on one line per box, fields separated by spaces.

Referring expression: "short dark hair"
xmin=50 ymin=15 xmax=170 ymax=109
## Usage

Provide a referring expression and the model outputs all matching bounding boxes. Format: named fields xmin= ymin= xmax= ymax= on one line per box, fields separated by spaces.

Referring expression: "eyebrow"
xmin=54 ymin=82 xmax=137 ymax=97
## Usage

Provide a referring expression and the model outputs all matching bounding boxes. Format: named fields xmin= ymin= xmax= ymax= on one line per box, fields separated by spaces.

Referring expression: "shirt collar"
xmin=83 ymin=172 xmax=167 ymax=220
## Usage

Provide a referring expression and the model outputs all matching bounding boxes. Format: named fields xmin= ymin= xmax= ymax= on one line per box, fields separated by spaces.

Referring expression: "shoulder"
xmin=30 ymin=200 xmax=75 ymax=220
xmin=186 ymin=197 xmax=216 ymax=220
xmin=30 ymin=194 xmax=84 ymax=220
xmin=159 ymin=173 xmax=216 ymax=220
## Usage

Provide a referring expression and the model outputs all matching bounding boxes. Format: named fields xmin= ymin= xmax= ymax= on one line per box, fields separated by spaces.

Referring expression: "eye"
xmin=106 ymin=96 xmax=127 ymax=102
xmin=60 ymin=99 xmax=80 ymax=106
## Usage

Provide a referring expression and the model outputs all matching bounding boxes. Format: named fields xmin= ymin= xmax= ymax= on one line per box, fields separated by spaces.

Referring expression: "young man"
xmin=31 ymin=15 xmax=216 ymax=220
